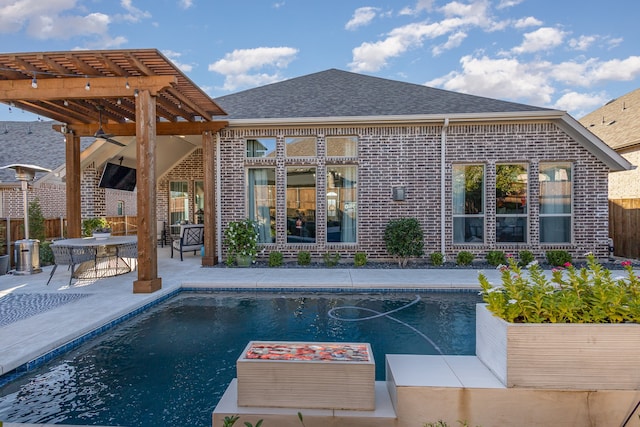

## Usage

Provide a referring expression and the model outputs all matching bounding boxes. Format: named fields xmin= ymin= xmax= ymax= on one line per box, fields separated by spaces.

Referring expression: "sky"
xmin=1 ymin=0 xmax=639 ymax=122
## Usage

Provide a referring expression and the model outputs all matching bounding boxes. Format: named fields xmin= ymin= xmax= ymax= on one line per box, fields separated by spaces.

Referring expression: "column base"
xmin=133 ymin=277 xmax=162 ymax=293
xmin=202 ymin=256 xmax=218 ymax=267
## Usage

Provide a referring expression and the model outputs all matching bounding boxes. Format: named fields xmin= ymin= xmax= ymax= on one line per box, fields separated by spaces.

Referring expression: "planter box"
xmin=237 ymin=341 xmax=375 ymax=410
xmin=476 ymin=303 xmax=640 ymax=389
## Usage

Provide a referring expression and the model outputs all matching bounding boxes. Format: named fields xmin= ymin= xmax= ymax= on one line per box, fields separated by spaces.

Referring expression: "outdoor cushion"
xmin=171 ymin=224 xmax=204 ymax=261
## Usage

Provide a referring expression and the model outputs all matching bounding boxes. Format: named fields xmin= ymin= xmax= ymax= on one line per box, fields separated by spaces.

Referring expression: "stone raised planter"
xmin=237 ymin=341 xmax=375 ymax=410
xmin=476 ymin=303 xmax=640 ymax=389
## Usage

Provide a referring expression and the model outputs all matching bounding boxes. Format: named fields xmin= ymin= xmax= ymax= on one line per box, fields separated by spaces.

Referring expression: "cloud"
xmin=553 ymin=91 xmax=609 ymax=116
xmin=400 ymin=0 xmax=434 ymax=16
xmin=162 ymin=50 xmax=194 ymax=73
xmin=345 ymin=7 xmax=380 ymax=31
xmin=496 ymin=0 xmax=524 ymax=9
xmin=512 ymin=27 xmax=566 ymax=54
xmin=568 ymin=35 xmax=597 ymax=51
xmin=551 ymin=56 xmax=640 ymax=86
xmin=514 ymin=16 xmax=542 ymax=29
xmin=273 ymin=2 xmax=285 ymax=8
xmin=119 ymin=0 xmax=151 ymax=22
xmin=0 ymin=0 xmax=79 ymax=34
xmin=179 ymin=0 xmax=193 ymax=8
xmin=208 ymin=46 xmax=298 ymax=91
xmin=432 ymin=31 xmax=467 ymax=56
xmin=27 ymin=12 xmax=111 ymax=40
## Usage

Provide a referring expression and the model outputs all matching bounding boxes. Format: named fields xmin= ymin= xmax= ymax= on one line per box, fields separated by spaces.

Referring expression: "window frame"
xmin=495 ymin=163 xmax=529 ymax=244
xmin=452 ymin=163 xmax=486 ymax=244
xmin=539 ymin=162 xmax=573 ymax=244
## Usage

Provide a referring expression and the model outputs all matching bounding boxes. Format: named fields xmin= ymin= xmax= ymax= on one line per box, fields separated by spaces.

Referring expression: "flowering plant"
xmin=478 ymin=254 xmax=640 ymax=323
xmin=223 ymin=218 xmax=259 ymax=265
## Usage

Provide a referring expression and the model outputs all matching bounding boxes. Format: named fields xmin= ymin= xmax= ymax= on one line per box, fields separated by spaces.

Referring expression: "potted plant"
xmin=476 ymin=255 xmax=640 ymax=389
xmin=83 ymin=217 xmax=112 ymax=239
xmin=224 ymin=218 xmax=258 ymax=266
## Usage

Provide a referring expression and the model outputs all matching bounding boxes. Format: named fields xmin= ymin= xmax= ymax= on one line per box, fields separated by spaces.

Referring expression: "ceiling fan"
xmin=94 ymin=106 xmax=125 ymax=147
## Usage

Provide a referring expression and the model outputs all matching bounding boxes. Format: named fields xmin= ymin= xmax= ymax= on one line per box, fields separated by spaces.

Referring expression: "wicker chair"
xmin=47 ymin=245 xmax=97 ymax=286
xmin=116 ymin=241 xmax=138 ymax=272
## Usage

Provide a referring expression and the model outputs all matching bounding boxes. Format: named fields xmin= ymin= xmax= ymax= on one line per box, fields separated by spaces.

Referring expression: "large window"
xmin=326 ymin=166 xmax=357 ymax=243
xmin=539 ymin=162 xmax=572 ymax=243
xmin=286 ymin=167 xmax=316 ymax=243
xmin=246 ymin=138 xmax=276 ymax=158
xmin=248 ymin=168 xmax=276 ymax=243
xmin=285 ymin=137 xmax=316 ymax=157
xmin=453 ymin=164 xmax=485 ymax=243
xmin=496 ymin=164 xmax=528 ymax=243
xmin=169 ymin=181 xmax=189 ymax=225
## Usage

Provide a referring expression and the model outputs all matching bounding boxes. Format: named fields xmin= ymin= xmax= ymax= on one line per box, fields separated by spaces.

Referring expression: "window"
xmin=285 ymin=137 xmax=316 ymax=157
xmin=117 ymin=200 xmax=124 ymax=216
xmin=286 ymin=167 xmax=316 ymax=243
xmin=326 ymin=166 xmax=357 ymax=243
xmin=169 ymin=181 xmax=189 ymax=225
xmin=539 ymin=162 xmax=572 ymax=243
xmin=194 ymin=181 xmax=204 ymax=224
xmin=496 ymin=164 xmax=528 ymax=243
xmin=246 ymin=138 xmax=276 ymax=158
xmin=326 ymin=136 xmax=358 ymax=157
xmin=453 ymin=164 xmax=485 ymax=243
xmin=248 ymin=168 xmax=276 ymax=243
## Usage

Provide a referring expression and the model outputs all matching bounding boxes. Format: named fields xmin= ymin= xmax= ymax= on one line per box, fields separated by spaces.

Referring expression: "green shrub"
xmin=268 ymin=251 xmax=283 ymax=267
xmin=384 ymin=217 xmax=424 ymax=267
xmin=546 ymin=250 xmax=572 ymax=267
xmin=456 ymin=251 xmax=474 ymax=266
xmin=39 ymin=241 xmax=54 ymax=266
xmin=430 ymin=252 xmax=444 ymax=266
xmin=518 ymin=250 xmax=535 ymax=266
xmin=28 ymin=198 xmax=46 ymax=242
xmin=486 ymin=250 xmax=506 ymax=266
xmin=297 ymin=251 xmax=311 ymax=266
xmin=82 ymin=217 xmax=110 ymax=237
xmin=323 ymin=252 xmax=341 ymax=267
xmin=354 ymin=252 xmax=367 ymax=267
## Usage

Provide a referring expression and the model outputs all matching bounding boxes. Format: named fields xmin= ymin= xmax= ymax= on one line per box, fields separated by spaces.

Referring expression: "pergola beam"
xmin=53 ymin=121 xmax=228 ymax=136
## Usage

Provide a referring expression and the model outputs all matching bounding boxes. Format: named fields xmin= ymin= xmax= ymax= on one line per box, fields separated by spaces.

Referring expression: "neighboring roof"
xmin=0 ymin=121 xmax=92 ymax=183
xmin=578 ymin=88 xmax=640 ymax=151
xmin=214 ymin=68 xmax=552 ymax=120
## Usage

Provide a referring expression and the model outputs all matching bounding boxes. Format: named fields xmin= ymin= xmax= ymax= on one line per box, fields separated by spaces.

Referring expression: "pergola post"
xmin=202 ymin=130 xmax=218 ymax=266
xmin=133 ymin=89 xmax=162 ymax=293
xmin=65 ymin=131 xmax=82 ymax=238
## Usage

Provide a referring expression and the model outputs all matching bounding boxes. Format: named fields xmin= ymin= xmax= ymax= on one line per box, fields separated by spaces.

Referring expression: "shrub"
xmin=224 ymin=218 xmax=259 ymax=265
xmin=323 ymin=252 xmax=341 ymax=267
xmin=268 ymin=251 xmax=283 ymax=267
xmin=82 ymin=217 xmax=110 ymax=237
xmin=518 ymin=250 xmax=535 ymax=266
xmin=28 ymin=198 xmax=46 ymax=242
xmin=384 ymin=217 xmax=424 ymax=268
xmin=297 ymin=251 xmax=311 ymax=266
xmin=546 ymin=250 xmax=572 ymax=267
xmin=486 ymin=250 xmax=506 ymax=266
xmin=479 ymin=254 xmax=640 ymax=323
xmin=354 ymin=252 xmax=367 ymax=267
xmin=430 ymin=252 xmax=444 ymax=266
xmin=456 ymin=251 xmax=474 ymax=266
xmin=39 ymin=241 xmax=54 ymax=266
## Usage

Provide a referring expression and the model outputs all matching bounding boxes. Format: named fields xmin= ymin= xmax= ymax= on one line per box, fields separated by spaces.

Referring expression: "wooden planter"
xmin=237 ymin=341 xmax=375 ymax=410
xmin=476 ymin=303 xmax=640 ymax=389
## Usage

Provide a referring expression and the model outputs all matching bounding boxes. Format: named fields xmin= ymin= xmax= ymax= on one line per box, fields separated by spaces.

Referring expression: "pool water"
xmin=0 ymin=290 xmax=481 ymax=427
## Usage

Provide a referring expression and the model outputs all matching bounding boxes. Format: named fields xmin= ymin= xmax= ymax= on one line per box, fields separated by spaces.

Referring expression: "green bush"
xmin=323 ymin=252 xmax=340 ymax=267
xmin=518 ymin=250 xmax=535 ymax=266
xmin=268 ymin=251 xmax=283 ymax=267
xmin=82 ymin=217 xmax=110 ymax=237
xmin=297 ymin=251 xmax=311 ymax=266
xmin=28 ymin=198 xmax=46 ymax=242
xmin=430 ymin=252 xmax=444 ymax=266
xmin=39 ymin=241 xmax=54 ymax=266
xmin=546 ymin=250 xmax=572 ymax=267
xmin=456 ymin=251 xmax=474 ymax=266
xmin=354 ymin=252 xmax=367 ymax=267
xmin=486 ymin=250 xmax=506 ymax=266
xmin=384 ymin=217 xmax=424 ymax=267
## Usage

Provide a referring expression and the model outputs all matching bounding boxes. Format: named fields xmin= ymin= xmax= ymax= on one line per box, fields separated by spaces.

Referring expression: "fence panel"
xmin=609 ymin=199 xmax=640 ymax=260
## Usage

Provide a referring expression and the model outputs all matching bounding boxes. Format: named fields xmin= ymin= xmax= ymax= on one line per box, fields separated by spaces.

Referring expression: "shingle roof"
xmin=578 ymin=88 xmax=640 ymax=151
xmin=214 ymin=69 xmax=552 ymax=120
xmin=0 ymin=121 xmax=92 ymax=183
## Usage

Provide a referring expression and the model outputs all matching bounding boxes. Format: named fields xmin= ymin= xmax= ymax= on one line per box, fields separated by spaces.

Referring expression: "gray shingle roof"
xmin=0 ymin=121 xmax=92 ymax=183
xmin=214 ymin=69 xmax=551 ymax=120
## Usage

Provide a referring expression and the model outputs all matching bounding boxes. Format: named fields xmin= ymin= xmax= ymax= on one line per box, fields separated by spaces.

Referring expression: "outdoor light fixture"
xmin=31 ymin=73 xmax=37 ymax=88
xmin=134 ymin=89 xmax=139 ymax=97
xmin=125 ymin=78 xmax=130 ymax=89
xmin=85 ymin=78 xmax=91 ymax=91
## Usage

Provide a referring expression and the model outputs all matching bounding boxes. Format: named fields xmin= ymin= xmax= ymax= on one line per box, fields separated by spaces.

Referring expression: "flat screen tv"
xmin=98 ymin=163 xmax=137 ymax=191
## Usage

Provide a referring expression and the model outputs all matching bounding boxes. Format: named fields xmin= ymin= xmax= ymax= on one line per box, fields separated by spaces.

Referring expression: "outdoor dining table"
xmin=52 ymin=235 xmax=138 ymax=279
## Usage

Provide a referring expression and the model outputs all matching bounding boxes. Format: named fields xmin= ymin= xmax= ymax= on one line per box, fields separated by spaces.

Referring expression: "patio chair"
xmin=47 ymin=245 xmax=97 ymax=286
xmin=157 ymin=220 xmax=166 ymax=247
xmin=116 ymin=241 xmax=138 ymax=272
xmin=171 ymin=223 xmax=204 ymax=261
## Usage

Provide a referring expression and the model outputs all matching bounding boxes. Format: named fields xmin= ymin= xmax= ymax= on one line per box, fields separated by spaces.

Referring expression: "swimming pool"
xmin=0 ymin=290 xmax=481 ymax=427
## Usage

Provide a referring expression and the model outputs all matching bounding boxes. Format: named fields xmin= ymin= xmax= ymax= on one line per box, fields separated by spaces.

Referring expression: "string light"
xmin=125 ymin=79 xmax=130 ymax=89
xmin=63 ymin=100 xmax=69 ymax=106
xmin=134 ymin=89 xmax=139 ymax=97
xmin=85 ymin=76 xmax=90 ymax=91
xmin=31 ymin=73 xmax=38 ymax=88
xmin=117 ymin=98 xmax=122 ymax=105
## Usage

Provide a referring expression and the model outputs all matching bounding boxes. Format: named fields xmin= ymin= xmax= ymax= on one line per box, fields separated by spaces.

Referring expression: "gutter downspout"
xmin=216 ymin=133 xmax=222 ymax=264
xmin=440 ymin=118 xmax=449 ymax=257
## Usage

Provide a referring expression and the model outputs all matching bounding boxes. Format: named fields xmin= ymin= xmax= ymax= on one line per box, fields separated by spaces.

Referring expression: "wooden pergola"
xmin=0 ymin=49 xmax=228 ymax=293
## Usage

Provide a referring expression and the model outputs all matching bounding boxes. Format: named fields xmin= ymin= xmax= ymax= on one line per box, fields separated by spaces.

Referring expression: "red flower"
xmin=563 ymin=262 xmax=572 ymax=267
xmin=621 ymin=260 xmax=632 ymax=267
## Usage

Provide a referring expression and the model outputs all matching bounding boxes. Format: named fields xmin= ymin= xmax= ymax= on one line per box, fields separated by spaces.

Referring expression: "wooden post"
xmin=65 ymin=132 xmax=82 ymax=238
xmin=133 ymin=89 xmax=162 ymax=293
xmin=202 ymin=131 xmax=218 ymax=266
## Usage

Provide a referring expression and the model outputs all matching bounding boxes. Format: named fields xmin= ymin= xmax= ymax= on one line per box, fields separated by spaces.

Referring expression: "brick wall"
xmin=212 ymin=121 xmax=610 ymax=261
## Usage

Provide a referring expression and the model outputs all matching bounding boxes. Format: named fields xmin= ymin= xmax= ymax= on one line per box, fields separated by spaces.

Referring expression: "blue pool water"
xmin=0 ymin=290 xmax=481 ymax=427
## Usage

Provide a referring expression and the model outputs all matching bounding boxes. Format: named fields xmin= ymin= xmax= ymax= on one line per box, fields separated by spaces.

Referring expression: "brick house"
xmin=160 ymin=69 xmax=632 ymax=263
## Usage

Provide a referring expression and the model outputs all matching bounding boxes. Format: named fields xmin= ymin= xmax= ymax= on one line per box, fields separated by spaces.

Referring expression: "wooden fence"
xmin=609 ymin=199 xmax=640 ymax=260
xmin=0 ymin=216 xmax=138 ymax=260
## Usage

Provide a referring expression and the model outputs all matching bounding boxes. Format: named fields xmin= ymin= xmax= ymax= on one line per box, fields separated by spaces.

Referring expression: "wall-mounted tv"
xmin=98 ymin=162 xmax=137 ymax=191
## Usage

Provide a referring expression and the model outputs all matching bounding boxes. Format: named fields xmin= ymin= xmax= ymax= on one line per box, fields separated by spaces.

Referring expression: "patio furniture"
xmin=47 ymin=245 xmax=98 ymax=286
xmin=51 ymin=236 xmax=136 ymax=279
xmin=171 ymin=224 xmax=204 ymax=261
xmin=116 ymin=241 xmax=138 ymax=272
xmin=157 ymin=220 xmax=166 ymax=247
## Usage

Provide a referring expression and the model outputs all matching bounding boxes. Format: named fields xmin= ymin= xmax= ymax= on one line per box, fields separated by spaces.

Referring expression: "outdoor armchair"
xmin=171 ymin=224 xmax=204 ymax=261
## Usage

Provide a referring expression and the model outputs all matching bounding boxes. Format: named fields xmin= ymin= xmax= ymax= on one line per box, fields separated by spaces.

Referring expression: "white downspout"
xmin=216 ymin=133 xmax=222 ymax=264
xmin=440 ymin=118 xmax=449 ymax=257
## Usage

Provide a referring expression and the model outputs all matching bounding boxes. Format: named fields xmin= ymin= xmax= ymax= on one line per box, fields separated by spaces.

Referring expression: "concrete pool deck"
xmin=0 ymin=246 xmax=503 ymax=378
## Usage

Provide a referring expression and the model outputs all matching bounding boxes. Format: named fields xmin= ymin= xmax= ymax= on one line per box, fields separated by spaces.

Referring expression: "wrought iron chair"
xmin=171 ymin=224 xmax=204 ymax=261
xmin=157 ymin=220 xmax=166 ymax=247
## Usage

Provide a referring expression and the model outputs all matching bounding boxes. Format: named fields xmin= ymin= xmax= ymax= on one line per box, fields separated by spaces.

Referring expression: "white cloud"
xmin=553 ymin=91 xmax=609 ymax=116
xmin=208 ymin=46 xmax=299 ymax=91
xmin=512 ymin=27 xmax=566 ymax=54
xmin=345 ymin=7 xmax=380 ymax=31
xmin=569 ymin=35 xmax=597 ymax=51
xmin=400 ymin=0 xmax=434 ymax=16
xmin=497 ymin=0 xmax=524 ymax=9
xmin=27 ymin=12 xmax=111 ymax=40
xmin=273 ymin=2 xmax=285 ymax=9
xmin=432 ymin=31 xmax=467 ymax=56
xmin=179 ymin=0 xmax=193 ymax=8
xmin=551 ymin=56 xmax=640 ymax=86
xmin=0 ymin=0 xmax=78 ymax=33
xmin=120 ymin=0 xmax=151 ymax=22
xmin=162 ymin=50 xmax=194 ymax=73
xmin=514 ymin=16 xmax=542 ymax=29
